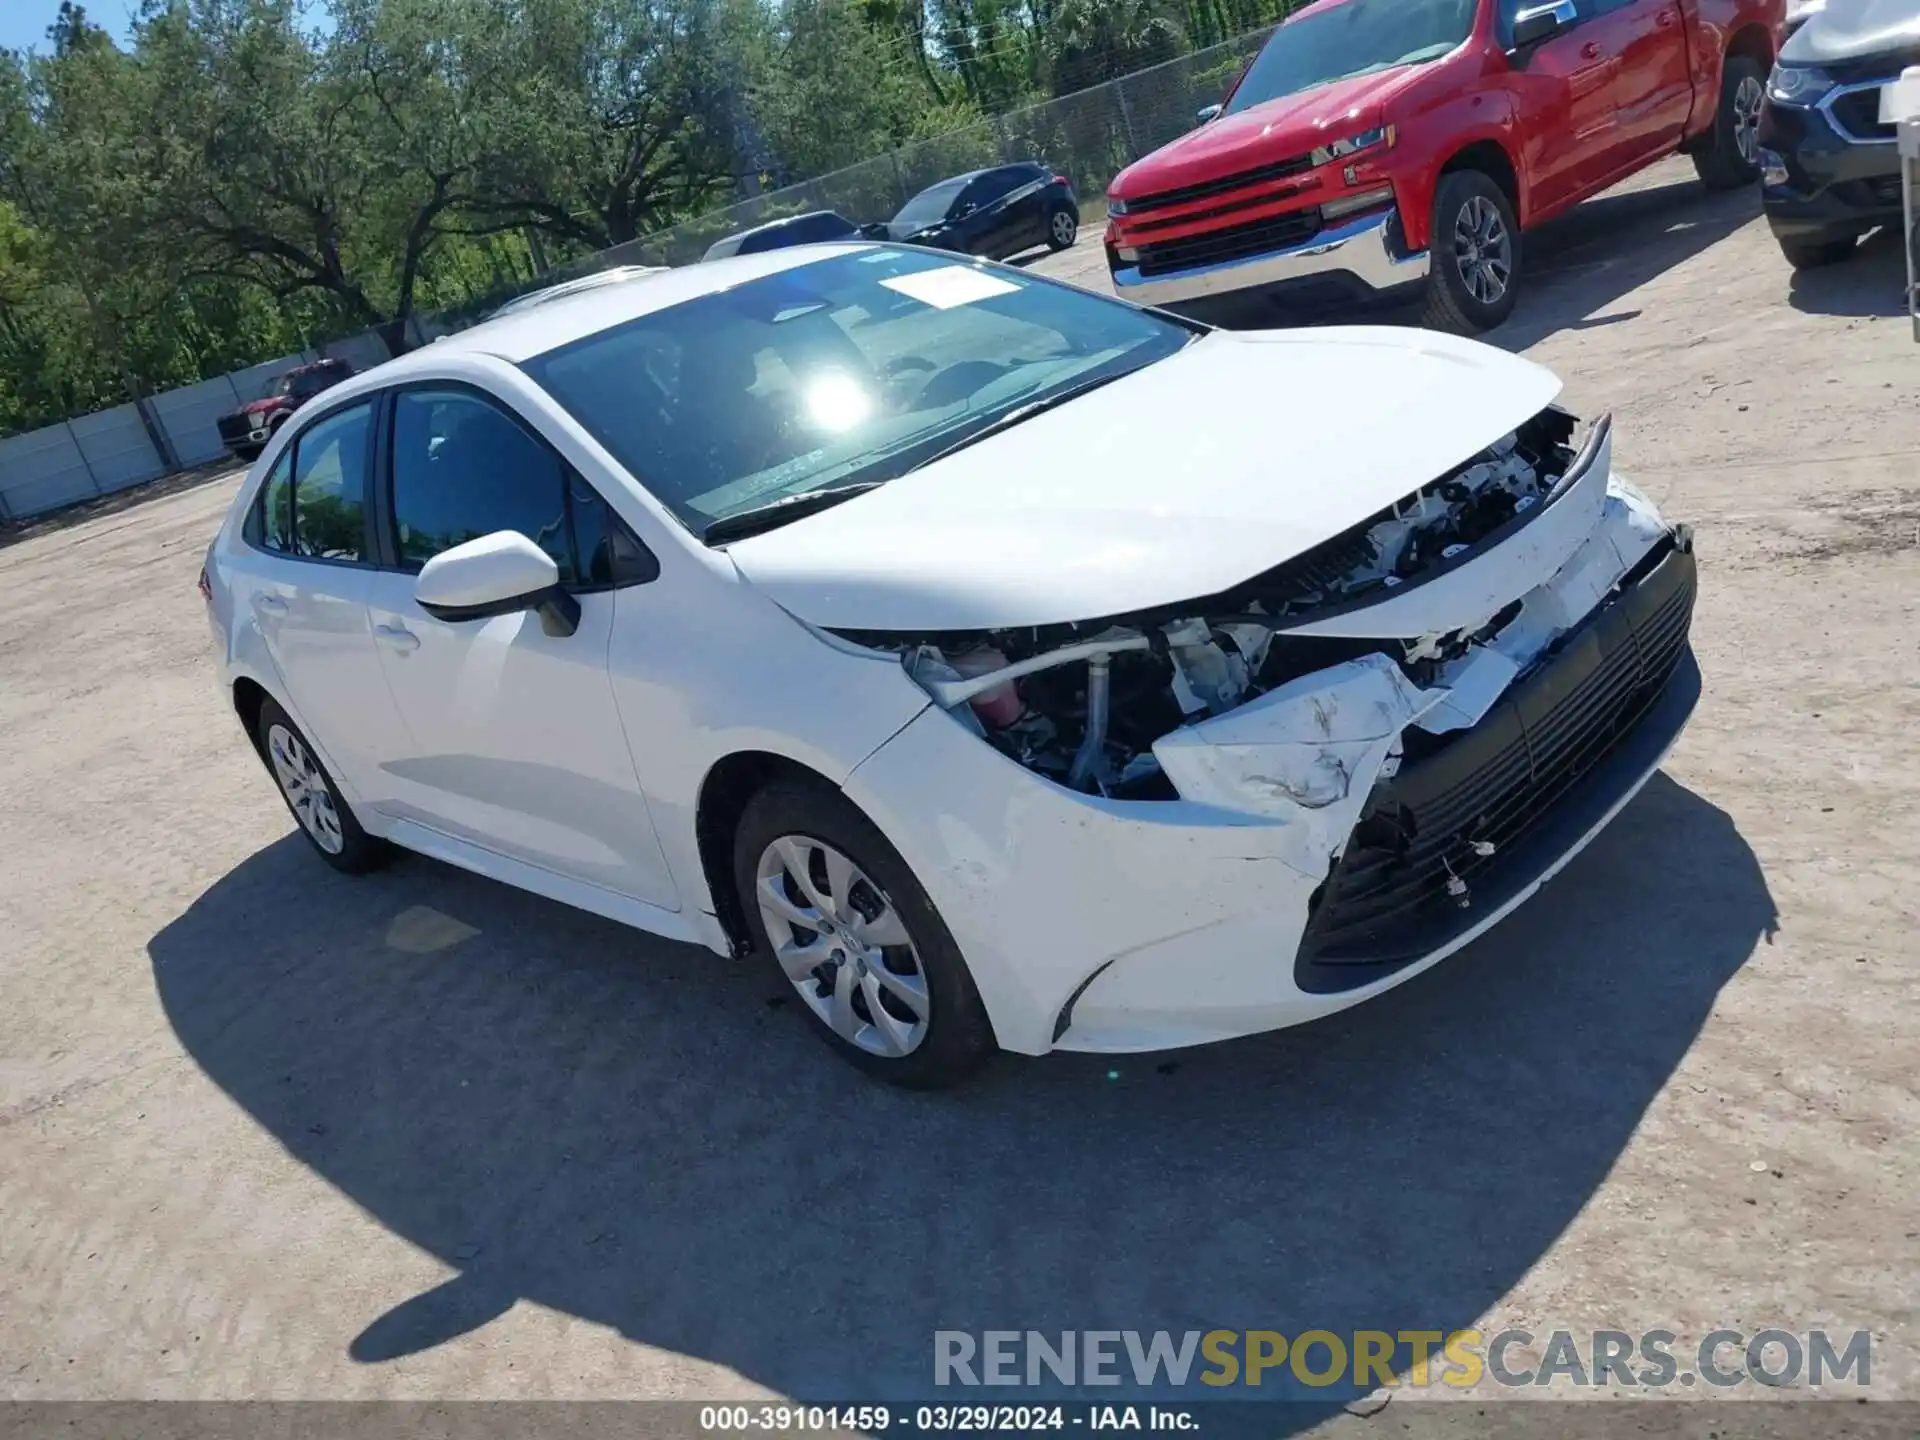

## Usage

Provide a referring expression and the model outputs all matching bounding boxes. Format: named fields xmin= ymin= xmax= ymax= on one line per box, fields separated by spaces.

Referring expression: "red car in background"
xmin=1104 ymin=0 xmax=1785 ymax=332
xmin=216 ymin=359 xmax=355 ymax=461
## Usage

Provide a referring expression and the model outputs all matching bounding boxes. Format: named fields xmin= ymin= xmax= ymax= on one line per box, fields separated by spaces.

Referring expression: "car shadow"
xmin=1482 ymin=176 xmax=1760 ymax=352
xmin=1786 ymin=226 xmax=1911 ymax=318
xmin=1195 ymin=176 xmax=1758 ymax=356
xmin=149 ymin=771 xmax=1773 ymax=1414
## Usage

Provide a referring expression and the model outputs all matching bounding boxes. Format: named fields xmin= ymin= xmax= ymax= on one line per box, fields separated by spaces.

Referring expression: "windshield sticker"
xmin=880 ymin=266 xmax=1020 ymax=310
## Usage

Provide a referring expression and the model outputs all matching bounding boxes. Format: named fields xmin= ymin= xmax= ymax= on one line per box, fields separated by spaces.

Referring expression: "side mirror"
xmin=1510 ymin=0 xmax=1576 ymax=53
xmin=952 ymin=201 xmax=975 ymax=219
xmin=857 ymin=221 xmax=889 ymax=239
xmin=1196 ymin=103 xmax=1223 ymax=125
xmin=414 ymin=530 xmax=581 ymax=637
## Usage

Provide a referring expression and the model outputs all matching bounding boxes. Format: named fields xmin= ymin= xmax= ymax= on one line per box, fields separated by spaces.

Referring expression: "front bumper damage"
xmin=842 ymin=419 xmax=1697 ymax=1057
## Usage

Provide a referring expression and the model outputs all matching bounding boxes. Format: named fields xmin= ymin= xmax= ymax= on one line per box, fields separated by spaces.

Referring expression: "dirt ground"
xmin=1 ymin=156 xmax=1915 ymax=1419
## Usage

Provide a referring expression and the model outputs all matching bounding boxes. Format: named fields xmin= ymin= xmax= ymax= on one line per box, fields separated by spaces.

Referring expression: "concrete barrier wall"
xmin=150 ymin=375 xmax=248 ymax=468
xmin=0 ymin=424 xmax=99 ymax=520
xmin=67 ymin=405 xmax=167 ymax=495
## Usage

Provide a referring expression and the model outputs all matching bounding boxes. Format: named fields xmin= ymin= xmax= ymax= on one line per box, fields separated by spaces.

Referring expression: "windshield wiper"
xmin=906 ymin=368 xmax=1137 ymax=473
xmin=702 ymin=481 xmax=887 ymax=545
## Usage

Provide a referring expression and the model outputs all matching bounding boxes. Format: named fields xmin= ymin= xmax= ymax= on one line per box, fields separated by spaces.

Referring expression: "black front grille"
xmin=217 ymin=414 xmax=257 ymax=446
xmin=1136 ymin=206 xmax=1324 ymax=276
xmin=1296 ymin=542 xmax=1697 ymax=971
xmin=1829 ymin=88 xmax=1896 ymax=142
xmin=1865 ymin=174 xmax=1903 ymax=206
xmin=1125 ymin=153 xmax=1315 ymax=216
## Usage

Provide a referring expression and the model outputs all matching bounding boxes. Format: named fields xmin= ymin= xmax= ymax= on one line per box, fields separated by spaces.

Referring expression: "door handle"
xmin=254 ymin=594 xmax=288 ymax=616
xmin=1580 ymin=40 xmax=1603 ymax=60
xmin=1656 ymin=8 xmax=1676 ymax=26
xmin=374 ymin=623 xmax=420 ymax=654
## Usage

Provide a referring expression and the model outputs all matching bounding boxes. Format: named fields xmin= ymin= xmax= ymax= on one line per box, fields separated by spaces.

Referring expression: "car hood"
xmin=725 ymin=327 xmax=1563 ymax=632
xmin=238 ymin=397 xmax=283 ymax=414
xmin=1784 ymin=0 xmax=1920 ymax=63
xmin=1111 ymin=67 xmax=1419 ymax=197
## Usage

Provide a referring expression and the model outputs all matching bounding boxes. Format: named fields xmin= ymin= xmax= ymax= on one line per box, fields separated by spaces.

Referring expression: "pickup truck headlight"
xmin=1106 ymin=194 xmax=1130 ymax=216
xmin=1309 ymin=124 xmax=1395 ymax=169
xmin=1766 ymin=63 xmax=1833 ymax=106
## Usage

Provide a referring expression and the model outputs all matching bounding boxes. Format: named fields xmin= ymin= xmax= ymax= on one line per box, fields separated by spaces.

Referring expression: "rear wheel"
xmin=1421 ymin=169 xmax=1521 ymax=334
xmin=733 ymin=779 xmax=994 ymax=1088
xmin=1046 ymin=207 xmax=1080 ymax=251
xmin=1776 ymin=234 xmax=1857 ymax=268
xmin=1693 ymin=56 xmax=1766 ymax=190
xmin=256 ymin=696 xmax=391 ymax=874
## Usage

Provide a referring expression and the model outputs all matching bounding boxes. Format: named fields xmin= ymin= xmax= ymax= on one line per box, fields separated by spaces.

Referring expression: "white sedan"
xmin=201 ymin=244 xmax=1699 ymax=1087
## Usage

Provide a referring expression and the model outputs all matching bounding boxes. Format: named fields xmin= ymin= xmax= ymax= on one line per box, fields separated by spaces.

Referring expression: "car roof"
xmin=488 ymin=265 xmax=668 ymax=318
xmin=389 ymin=243 xmax=871 ymax=367
xmin=748 ymin=209 xmax=847 ymax=232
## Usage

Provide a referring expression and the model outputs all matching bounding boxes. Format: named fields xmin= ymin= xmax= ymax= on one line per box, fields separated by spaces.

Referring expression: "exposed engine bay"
xmin=835 ymin=406 xmax=1600 ymax=800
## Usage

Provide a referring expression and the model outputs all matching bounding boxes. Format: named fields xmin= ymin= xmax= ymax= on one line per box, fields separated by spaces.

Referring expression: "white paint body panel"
xmin=202 ymin=259 xmax=1690 ymax=1066
xmin=724 ymin=327 xmax=1562 ymax=631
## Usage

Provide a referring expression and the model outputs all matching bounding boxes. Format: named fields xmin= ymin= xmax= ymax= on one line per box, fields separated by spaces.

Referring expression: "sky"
xmin=0 ymin=0 xmax=140 ymax=55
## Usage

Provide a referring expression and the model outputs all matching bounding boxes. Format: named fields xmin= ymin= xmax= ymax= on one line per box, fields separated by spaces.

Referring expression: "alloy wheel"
xmin=1452 ymin=195 xmax=1513 ymax=306
xmin=266 ymin=722 xmax=345 ymax=855
xmin=1051 ymin=211 xmax=1078 ymax=246
xmin=755 ymin=835 xmax=931 ymax=1058
xmin=1733 ymin=74 xmax=1764 ymax=166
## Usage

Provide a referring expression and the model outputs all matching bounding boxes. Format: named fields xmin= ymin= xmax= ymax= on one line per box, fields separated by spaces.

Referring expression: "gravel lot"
xmin=2 ymin=156 xmax=1915 ymax=1416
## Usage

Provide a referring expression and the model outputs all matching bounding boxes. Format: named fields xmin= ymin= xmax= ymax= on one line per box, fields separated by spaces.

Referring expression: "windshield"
xmin=891 ymin=178 xmax=967 ymax=232
xmin=521 ymin=248 xmax=1193 ymax=539
xmin=1225 ymin=0 xmax=1475 ymax=114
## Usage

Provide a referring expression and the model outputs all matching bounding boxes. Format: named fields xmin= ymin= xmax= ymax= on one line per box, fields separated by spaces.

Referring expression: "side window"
xmin=254 ymin=450 xmax=294 ymax=553
xmin=389 ymin=389 xmax=573 ymax=579
xmin=290 ymin=403 xmax=373 ymax=562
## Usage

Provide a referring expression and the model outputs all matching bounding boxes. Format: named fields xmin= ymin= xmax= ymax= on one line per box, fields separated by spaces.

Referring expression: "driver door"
xmin=1502 ymin=0 xmax=1620 ymax=214
xmin=360 ymin=384 xmax=678 ymax=909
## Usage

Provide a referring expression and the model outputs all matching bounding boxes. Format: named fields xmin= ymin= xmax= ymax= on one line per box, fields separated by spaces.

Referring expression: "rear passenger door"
xmin=1589 ymin=0 xmax=1694 ymax=163
xmin=360 ymin=384 xmax=679 ymax=908
xmin=240 ymin=400 xmax=411 ymax=801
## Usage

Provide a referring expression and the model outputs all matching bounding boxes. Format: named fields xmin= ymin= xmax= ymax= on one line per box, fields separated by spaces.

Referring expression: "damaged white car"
xmin=201 ymin=244 xmax=1698 ymax=1087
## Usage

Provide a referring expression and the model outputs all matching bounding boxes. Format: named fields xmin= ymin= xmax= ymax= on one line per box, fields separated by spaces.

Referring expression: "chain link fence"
xmin=3 ymin=23 xmax=1285 ymax=521
xmin=464 ymin=23 xmax=1280 ymax=305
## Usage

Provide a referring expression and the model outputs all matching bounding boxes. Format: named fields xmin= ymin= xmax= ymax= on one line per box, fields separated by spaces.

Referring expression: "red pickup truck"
xmin=1104 ymin=0 xmax=1784 ymax=332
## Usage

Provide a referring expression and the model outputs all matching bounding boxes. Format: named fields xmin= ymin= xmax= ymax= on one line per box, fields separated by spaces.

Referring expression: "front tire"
xmin=1421 ymin=170 xmax=1521 ymax=334
xmin=1776 ymin=233 xmax=1856 ymax=269
xmin=255 ymin=697 xmax=391 ymax=874
xmin=1046 ymin=207 xmax=1080 ymax=251
xmin=1693 ymin=56 xmax=1766 ymax=190
xmin=733 ymin=779 xmax=994 ymax=1088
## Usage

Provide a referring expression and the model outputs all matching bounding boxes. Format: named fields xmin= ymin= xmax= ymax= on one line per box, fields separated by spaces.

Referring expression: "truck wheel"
xmin=1777 ymin=234 xmax=1856 ymax=269
xmin=1693 ymin=55 xmax=1765 ymax=190
xmin=1421 ymin=170 xmax=1521 ymax=335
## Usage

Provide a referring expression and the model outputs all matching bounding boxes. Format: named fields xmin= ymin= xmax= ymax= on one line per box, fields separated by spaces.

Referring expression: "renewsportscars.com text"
xmin=933 ymin=1328 xmax=1873 ymax=1391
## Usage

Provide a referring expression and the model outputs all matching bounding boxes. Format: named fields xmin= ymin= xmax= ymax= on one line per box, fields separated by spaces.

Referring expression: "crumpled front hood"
xmin=725 ymin=327 xmax=1563 ymax=632
xmin=1110 ymin=67 xmax=1416 ymax=198
xmin=1784 ymin=0 xmax=1920 ymax=63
